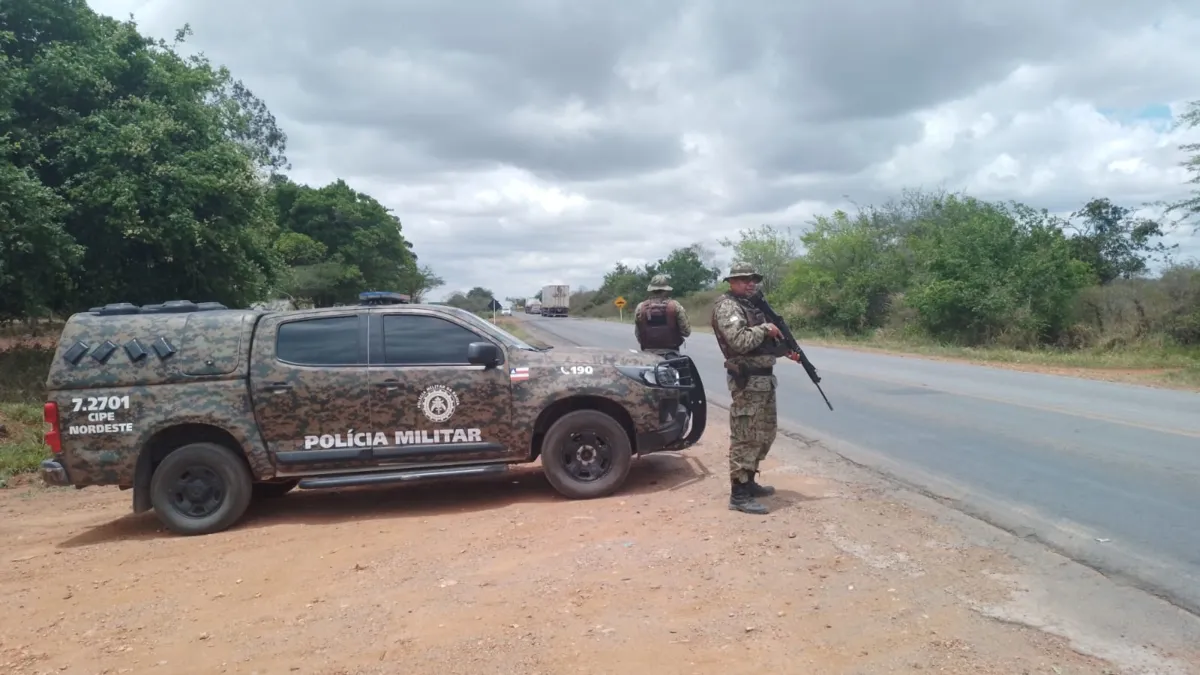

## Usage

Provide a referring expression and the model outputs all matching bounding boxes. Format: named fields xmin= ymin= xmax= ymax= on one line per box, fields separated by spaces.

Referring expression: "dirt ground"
xmin=1 ymin=412 xmax=1155 ymax=675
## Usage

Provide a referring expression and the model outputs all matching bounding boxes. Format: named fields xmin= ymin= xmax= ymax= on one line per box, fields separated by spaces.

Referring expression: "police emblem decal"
xmin=418 ymin=384 xmax=459 ymax=423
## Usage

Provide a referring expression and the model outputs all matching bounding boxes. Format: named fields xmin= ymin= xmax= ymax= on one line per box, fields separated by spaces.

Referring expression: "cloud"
xmin=87 ymin=0 xmax=1200 ymax=298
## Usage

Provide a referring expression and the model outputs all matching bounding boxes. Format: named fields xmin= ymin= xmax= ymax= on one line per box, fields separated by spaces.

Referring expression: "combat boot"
xmin=729 ymin=480 xmax=769 ymax=515
xmin=746 ymin=471 xmax=775 ymax=497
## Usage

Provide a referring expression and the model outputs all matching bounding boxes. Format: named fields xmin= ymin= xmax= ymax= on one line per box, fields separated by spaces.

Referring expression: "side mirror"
xmin=467 ymin=341 xmax=502 ymax=368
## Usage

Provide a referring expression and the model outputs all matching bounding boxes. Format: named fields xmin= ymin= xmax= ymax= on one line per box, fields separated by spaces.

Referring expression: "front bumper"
xmin=636 ymin=403 xmax=690 ymax=454
xmin=40 ymin=458 xmax=71 ymax=487
xmin=635 ymin=355 xmax=708 ymax=453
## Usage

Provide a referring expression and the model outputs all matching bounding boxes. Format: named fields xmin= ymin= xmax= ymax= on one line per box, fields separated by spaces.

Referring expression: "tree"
xmin=1165 ymin=99 xmax=1200 ymax=233
xmin=0 ymin=136 xmax=81 ymax=320
xmin=1065 ymin=198 xmax=1176 ymax=284
xmin=903 ymin=197 xmax=1091 ymax=345
xmin=651 ymin=244 xmax=721 ymax=296
xmin=1 ymin=1 xmax=289 ymax=312
xmin=0 ymin=1 xmax=441 ymax=322
xmin=777 ymin=208 xmax=910 ymax=332
xmin=445 ymin=287 xmax=496 ymax=313
xmin=398 ymin=264 xmax=444 ymax=303
xmin=270 ymin=177 xmax=418 ymax=306
xmin=717 ymin=224 xmax=799 ymax=294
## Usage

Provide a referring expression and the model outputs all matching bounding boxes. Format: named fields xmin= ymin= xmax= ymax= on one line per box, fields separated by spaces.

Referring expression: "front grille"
xmin=657 ymin=356 xmax=699 ymax=390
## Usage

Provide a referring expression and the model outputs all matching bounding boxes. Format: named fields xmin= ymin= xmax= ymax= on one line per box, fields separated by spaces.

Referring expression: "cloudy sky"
xmin=88 ymin=0 xmax=1200 ymax=302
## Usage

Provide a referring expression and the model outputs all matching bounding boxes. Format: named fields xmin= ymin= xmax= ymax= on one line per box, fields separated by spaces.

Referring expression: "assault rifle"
xmin=747 ymin=290 xmax=834 ymax=411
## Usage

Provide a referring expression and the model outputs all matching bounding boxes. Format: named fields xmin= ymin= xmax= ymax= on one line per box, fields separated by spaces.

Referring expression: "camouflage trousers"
xmin=727 ymin=375 xmax=777 ymax=484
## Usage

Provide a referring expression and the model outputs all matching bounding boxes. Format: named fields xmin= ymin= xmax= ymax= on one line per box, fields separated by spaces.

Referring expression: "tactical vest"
xmin=710 ymin=292 xmax=773 ymax=361
xmin=637 ymin=296 xmax=683 ymax=350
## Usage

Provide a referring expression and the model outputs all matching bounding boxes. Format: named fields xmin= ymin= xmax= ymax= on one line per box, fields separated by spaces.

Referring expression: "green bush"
xmin=0 ymin=343 xmax=53 ymax=405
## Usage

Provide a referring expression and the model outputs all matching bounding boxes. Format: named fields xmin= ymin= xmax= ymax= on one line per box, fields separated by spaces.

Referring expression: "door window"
xmin=276 ymin=315 xmax=360 ymax=365
xmin=380 ymin=314 xmax=487 ymax=365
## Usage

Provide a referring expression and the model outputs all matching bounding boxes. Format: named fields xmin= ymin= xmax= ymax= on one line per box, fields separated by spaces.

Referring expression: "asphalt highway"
xmin=518 ymin=313 xmax=1200 ymax=616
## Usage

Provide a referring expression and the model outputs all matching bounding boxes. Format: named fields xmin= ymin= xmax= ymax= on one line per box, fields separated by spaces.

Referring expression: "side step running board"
xmin=297 ymin=463 xmax=508 ymax=490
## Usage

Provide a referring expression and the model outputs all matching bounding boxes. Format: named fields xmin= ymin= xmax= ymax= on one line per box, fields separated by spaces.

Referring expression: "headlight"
xmin=651 ymin=364 xmax=681 ymax=387
xmin=616 ymin=364 xmax=681 ymax=387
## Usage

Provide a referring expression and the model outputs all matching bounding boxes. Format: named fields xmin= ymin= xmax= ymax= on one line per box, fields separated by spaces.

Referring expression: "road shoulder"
xmin=519 ymin=315 xmax=1200 ymax=674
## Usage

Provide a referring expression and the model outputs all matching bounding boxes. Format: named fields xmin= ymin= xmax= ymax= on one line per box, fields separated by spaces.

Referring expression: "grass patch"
xmin=0 ymin=402 xmax=48 ymax=484
xmin=0 ymin=342 xmax=53 ymax=404
xmin=490 ymin=316 xmax=552 ymax=350
xmin=0 ymin=343 xmax=54 ymax=484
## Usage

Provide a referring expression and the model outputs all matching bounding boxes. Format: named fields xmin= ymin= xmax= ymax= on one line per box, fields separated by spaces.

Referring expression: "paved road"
xmin=518 ymin=314 xmax=1200 ymax=615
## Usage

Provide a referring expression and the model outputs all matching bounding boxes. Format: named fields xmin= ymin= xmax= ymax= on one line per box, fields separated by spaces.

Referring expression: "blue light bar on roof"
xmin=358 ymin=291 xmax=410 ymax=305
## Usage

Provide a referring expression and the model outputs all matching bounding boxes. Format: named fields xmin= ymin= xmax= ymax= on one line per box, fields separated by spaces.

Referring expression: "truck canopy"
xmin=46 ymin=301 xmax=261 ymax=391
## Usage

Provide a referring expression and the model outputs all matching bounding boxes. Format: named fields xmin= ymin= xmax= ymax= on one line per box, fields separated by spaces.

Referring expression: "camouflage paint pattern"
xmin=507 ymin=344 xmax=677 ymax=447
xmin=45 ymin=309 xmax=275 ymax=486
xmin=45 ymin=302 xmax=698 ymax=492
xmin=711 ymin=292 xmax=782 ymax=483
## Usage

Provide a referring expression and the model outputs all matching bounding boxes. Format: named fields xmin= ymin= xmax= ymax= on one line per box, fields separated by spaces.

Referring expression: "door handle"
xmin=375 ymin=378 xmax=401 ymax=391
xmin=262 ymin=381 xmax=293 ymax=393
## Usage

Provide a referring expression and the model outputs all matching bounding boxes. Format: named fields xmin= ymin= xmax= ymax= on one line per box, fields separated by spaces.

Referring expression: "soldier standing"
xmin=633 ymin=274 xmax=691 ymax=356
xmin=710 ymin=263 xmax=783 ymax=515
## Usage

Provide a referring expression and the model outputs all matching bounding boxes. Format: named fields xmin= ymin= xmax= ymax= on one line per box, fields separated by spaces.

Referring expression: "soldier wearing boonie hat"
xmin=633 ymin=274 xmax=691 ymax=356
xmin=709 ymin=263 xmax=783 ymax=515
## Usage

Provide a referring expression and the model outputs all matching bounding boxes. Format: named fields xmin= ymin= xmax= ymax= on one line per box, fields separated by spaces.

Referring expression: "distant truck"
xmin=525 ymin=299 xmax=541 ymax=314
xmin=540 ymin=284 xmax=569 ymax=317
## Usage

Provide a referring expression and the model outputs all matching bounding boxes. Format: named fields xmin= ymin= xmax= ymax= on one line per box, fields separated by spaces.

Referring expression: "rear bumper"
xmin=40 ymin=458 xmax=71 ymax=487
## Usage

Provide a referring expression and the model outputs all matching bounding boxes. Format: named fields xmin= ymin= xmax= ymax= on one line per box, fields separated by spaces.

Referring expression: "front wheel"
xmin=148 ymin=442 xmax=253 ymax=536
xmin=540 ymin=410 xmax=633 ymax=499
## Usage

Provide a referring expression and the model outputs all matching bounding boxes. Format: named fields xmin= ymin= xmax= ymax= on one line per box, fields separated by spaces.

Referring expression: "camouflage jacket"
xmin=711 ymin=293 xmax=779 ymax=386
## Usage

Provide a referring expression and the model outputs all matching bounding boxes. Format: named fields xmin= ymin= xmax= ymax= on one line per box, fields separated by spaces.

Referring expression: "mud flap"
xmin=661 ymin=354 xmax=707 ymax=450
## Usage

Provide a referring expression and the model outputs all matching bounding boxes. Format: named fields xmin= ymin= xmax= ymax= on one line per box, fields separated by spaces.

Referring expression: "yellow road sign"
xmin=614 ymin=296 xmax=626 ymax=308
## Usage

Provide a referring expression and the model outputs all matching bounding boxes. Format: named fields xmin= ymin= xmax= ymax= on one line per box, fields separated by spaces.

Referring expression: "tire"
xmin=252 ymin=480 xmax=299 ymax=499
xmin=540 ymin=410 xmax=633 ymax=500
xmin=148 ymin=441 xmax=253 ymax=536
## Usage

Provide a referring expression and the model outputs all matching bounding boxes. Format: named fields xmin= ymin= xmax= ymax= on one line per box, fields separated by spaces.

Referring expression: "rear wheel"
xmin=149 ymin=442 xmax=253 ymax=536
xmin=541 ymin=410 xmax=632 ymax=499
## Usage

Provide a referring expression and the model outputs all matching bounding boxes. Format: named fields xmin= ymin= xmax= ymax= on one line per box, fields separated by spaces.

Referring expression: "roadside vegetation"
xmin=486 ymin=315 xmax=551 ymax=350
xmin=0 ymin=1 xmax=447 ymax=480
xmin=560 ymin=110 xmax=1200 ymax=389
xmin=0 ymin=332 xmax=54 ymax=483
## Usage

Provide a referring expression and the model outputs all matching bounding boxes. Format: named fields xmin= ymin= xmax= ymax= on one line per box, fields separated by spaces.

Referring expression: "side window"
xmin=276 ymin=315 xmax=360 ymax=365
xmin=382 ymin=314 xmax=486 ymax=365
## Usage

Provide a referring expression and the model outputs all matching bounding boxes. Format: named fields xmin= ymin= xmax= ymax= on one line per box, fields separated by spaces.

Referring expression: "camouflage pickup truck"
xmin=39 ymin=293 xmax=707 ymax=536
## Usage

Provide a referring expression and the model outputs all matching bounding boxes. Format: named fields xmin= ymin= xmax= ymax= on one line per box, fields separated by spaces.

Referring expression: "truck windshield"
xmin=444 ymin=308 xmax=545 ymax=351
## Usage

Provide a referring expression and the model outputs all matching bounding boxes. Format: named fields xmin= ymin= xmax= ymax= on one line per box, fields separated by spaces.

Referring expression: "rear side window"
xmin=277 ymin=316 xmax=359 ymax=365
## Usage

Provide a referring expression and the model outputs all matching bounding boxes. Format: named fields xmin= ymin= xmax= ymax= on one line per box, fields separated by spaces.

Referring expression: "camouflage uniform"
xmin=634 ymin=274 xmax=691 ymax=357
xmin=711 ymin=263 xmax=779 ymax=515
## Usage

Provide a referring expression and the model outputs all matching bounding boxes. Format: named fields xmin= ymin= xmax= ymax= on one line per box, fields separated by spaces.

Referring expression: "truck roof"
xmin=45 ymin=299 xmax=513 ymax=392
